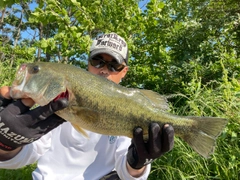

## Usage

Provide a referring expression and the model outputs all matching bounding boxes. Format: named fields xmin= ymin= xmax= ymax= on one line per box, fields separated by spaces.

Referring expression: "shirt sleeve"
xmin=0 ymin=131 xmax=52 ymax=169
xmin=114 ymin=136 xmax=151 ymax=180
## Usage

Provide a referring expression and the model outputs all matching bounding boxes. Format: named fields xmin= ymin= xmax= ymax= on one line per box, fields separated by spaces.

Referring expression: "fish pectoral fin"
xmin=71 ymin=123 xmax=89 ymax=138
xmin=139 ymin=89 xmax=169 ymax=111
xmin=72 ymin=106 xmax=100 ymax=137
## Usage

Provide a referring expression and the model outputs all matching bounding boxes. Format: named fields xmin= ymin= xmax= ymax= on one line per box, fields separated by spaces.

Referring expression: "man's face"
xmin=88 ymin=53 xmax=128 ymax=84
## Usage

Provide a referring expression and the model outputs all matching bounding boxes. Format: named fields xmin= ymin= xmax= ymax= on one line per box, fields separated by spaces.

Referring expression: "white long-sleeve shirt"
xmin=0 ymin=122 xmax=150 ymax=180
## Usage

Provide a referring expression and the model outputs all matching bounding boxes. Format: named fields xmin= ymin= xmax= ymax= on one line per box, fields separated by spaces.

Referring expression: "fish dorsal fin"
xmin=71 ymin=123 xmax=89 ymax=138
xmin=139 ymin=89 xmax=169 ymax=111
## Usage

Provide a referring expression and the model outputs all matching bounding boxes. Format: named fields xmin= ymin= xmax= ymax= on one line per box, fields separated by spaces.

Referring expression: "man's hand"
xmin=0 ymin=94 xmax=68 ymax=151
xmin=127 ymin=123 xmax=174 ymax=169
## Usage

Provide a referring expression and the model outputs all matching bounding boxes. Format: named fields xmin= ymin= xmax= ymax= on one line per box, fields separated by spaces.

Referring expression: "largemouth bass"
xmin=10 ymin=62 xmax=227 ymax=158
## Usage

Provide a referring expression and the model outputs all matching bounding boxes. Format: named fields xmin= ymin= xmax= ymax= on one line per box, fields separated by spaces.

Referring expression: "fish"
xmin=10 ymin=62 xmax=228 ymax=158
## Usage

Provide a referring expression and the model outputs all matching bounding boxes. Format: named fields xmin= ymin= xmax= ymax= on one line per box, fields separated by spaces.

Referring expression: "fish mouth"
xmin=15 ymin=64 xmax=28 ymax=87
xmin=54 ymin=89 xmax=69 ymax=102
xmin=10 ymin=64 xmax=29 ymax=99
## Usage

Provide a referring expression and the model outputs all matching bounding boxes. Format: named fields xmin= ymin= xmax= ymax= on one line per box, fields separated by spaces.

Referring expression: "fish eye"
xmin=31 ymin=65 xmax=39 ymax=74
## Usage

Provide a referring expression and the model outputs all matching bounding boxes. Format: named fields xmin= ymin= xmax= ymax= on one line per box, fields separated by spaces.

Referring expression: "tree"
xmin=123 ymin=0 xmax=240 ymax=95
xmin=0 ymin=0 xmax=143 ymax=81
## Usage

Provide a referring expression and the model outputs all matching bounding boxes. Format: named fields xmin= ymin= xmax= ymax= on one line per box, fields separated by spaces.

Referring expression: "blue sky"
xmin=139 ymin=0 xmax=149 ymax=10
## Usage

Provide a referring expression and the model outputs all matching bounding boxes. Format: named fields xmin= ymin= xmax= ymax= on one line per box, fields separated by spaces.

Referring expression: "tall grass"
xmin=149 ymin=63 xmax=240 ymax=180
xmin=0 ymin=164 xmax=35 ymax=180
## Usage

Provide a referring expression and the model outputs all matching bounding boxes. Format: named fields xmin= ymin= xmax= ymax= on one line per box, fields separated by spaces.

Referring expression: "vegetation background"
xmin=0 ymin=0 xmax=239 ymax=179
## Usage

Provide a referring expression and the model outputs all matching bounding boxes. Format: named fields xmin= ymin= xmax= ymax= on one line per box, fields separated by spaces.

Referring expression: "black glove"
xmin=127 ymin=123 xmax=174 ymax=169
xmin=0 ymin=96 xmax=68 ymax=151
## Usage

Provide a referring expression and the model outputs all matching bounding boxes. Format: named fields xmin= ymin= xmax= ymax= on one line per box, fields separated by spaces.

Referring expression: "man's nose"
xmin=99 ymin=64 xmax=110 ymax=74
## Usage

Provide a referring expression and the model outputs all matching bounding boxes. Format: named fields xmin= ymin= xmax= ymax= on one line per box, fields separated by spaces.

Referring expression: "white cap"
xmin=89 ymin=32 xmax=128 ymax=64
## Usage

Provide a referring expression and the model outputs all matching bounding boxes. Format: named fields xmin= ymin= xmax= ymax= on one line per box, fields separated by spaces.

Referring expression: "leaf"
xmin=40 ymin=39 xmax=48 ymax=48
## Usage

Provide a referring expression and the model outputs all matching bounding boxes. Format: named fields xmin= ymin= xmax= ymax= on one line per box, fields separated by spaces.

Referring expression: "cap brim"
xmin=90 ymin=48 xmax=124 ymax=64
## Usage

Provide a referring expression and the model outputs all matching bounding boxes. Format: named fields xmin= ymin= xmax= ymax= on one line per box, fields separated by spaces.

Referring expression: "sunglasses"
xmin=89 ymin=56 xmax=125 ymax=72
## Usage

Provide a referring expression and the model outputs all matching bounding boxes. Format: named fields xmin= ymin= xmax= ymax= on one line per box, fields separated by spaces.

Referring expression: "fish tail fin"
xmin=181 ymin=117 xmax=228 ymax=158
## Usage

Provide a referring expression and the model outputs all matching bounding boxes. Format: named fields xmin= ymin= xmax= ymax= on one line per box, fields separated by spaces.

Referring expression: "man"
xmin=0 ymin=32 xmax=174 ymax=179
